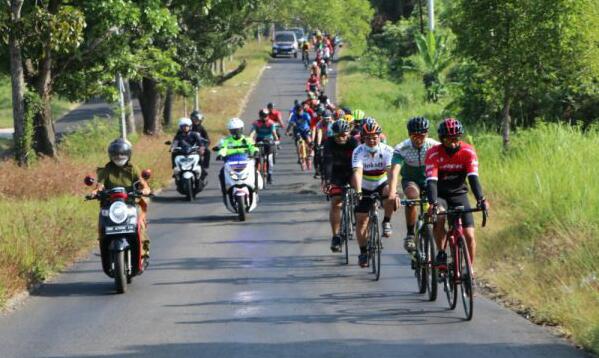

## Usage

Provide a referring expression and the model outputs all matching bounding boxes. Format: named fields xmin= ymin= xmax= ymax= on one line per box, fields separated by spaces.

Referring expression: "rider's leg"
xmin=356 ymin=213 xmax=369 ymax=248
xmin=219 ymin=167 xmax=226 ymax=196
xmin=464 ymin=227 xmax=476 ymax=265
xmin=381 ymin=185 xmax=394 ymax=237
xmin=330 ymin=196 xmax=342 ymax=235
xmin=403 ymin=182 xmax=420 ymax=234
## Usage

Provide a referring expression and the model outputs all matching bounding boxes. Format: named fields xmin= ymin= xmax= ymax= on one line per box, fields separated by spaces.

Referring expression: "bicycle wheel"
xmin=458 ymin=236 xmax=474 ymax=320
xmin=375 ymin=224 xmax=381 ymax=281
xmin=415 ymin=220 xmax=427 ymax=294
xmin=424 ymin=223 xmax=437 ymax=301
xmin=367 ymin=221 xmax=376 ymax=274
xmin=444 ymin=243 xmax=458 ymax=310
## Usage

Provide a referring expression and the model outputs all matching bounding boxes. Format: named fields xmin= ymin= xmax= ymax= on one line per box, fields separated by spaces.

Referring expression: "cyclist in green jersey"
xmin=388 ymin=117 xmax=439 ymax=252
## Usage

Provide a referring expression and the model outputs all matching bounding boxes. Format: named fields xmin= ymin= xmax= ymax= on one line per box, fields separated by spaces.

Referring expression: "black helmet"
xmin=437 ymin=117 xmax=464 ymax=138
xmin=316 ymin=103 xmax=326 ymax=115
xmin=332 ymin=120 xmax=350 ymax=134
xmin=191 ymin=110 xmax=203 ymax=122
xmin=294 ymin=104 xmax=303 ymax=113
xmin=108 ymin=138 xmax=132 ymax=167
xmin=267 ymin=102 xmax=274 ymax=109
xmin=407 ymin=116 xmax=429 ymax=134
xmin=258 ymin=108 xmax=269 ymax=119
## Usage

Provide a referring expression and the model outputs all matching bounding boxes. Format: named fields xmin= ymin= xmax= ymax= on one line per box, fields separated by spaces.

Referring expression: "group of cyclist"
xmin=316 ymin=111 xmax=488 ymax=272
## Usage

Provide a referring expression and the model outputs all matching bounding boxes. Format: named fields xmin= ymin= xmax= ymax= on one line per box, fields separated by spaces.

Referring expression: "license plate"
xmin=105 ymin=225 xmax=136 ymax=235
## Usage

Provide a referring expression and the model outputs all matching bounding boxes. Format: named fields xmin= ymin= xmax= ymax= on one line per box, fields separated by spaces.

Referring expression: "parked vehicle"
xmin=272 ymin=31 xmax=298 ymax=58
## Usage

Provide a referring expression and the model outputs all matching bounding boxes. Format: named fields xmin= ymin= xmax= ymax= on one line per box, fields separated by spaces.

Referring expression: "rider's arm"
xmin=388 ymin=164 xmax=401 ymax=199
xmin=322 ymin=141 xmax=333 ymax=182
xmin=424 ymin=148 xmax=439 ymax=204
xmin=351 ymin=148 xmax=363 ymax=193
xmin=468 ymin=175 xmax=484 ymax=201
xmin=465 ymin=148 xmax=483 ymax=201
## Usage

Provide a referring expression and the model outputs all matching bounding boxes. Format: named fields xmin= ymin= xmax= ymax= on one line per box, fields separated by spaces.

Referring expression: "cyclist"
xmin=352 ymin=121 xmax=395 ymax=267
xmin=314 ymin=110 xmax=335 ymax=178
xmin=191 ymin=110 xmax=211 ymax=175
xmin=309 ymin=61 xmax=321 ymax=77
xmin=350 ymin=109 xmax=366 ymax=136
xmin=388 ymin=117 xmax=439 ymax=253
xmin=267 ymin=102 xmax=284 ymax=146
xmin=301 ymin=41 xmax=310 ymax=64
xmin=215 ymin=118 xmax=258 ymax=199
xmin=306 ymin=73 xmax=321 ymax=93
xmin=249 ymin=109 xmax=278 ymax=184
xmin=286 ymin=104 xmax=313 ymax=160
xmin=425 ymin=118 xmax=488 ymax=270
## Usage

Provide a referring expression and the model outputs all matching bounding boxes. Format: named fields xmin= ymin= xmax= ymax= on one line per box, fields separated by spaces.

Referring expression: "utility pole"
xmin=428 ymin=0 xmax=435 ymax=32
xmin=116 ymin=73 xmax=127 ymax=140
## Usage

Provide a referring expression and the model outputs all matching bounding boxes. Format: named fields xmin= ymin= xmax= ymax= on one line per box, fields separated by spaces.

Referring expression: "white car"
xmin=272 ymin=31 xmax=298 ymax=58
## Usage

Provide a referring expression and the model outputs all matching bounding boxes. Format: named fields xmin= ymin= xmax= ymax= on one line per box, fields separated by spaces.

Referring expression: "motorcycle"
xmin=221 ymin=153 xmax=263 ymax=221
xmin=84 ymin=170 xmax=152 ymax=294
xmin=166 ymin=141 xmax=206 ymax=201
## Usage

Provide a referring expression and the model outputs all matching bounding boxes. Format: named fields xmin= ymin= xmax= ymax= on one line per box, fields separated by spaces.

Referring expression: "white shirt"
xmin=352 ymin=143 xmax=394 ymax=191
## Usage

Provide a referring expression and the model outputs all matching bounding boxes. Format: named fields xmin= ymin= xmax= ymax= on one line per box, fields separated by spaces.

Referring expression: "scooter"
xmin=166 ymin=142 xmax=206 ymax=201
xmin=221 ymin=153 xmax=263 ymax=221
xmin=84 ymin=170 xmax=151 ymax=294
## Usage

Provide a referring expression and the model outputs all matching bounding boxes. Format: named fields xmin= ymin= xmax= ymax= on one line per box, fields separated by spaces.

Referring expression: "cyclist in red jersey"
xmin=425 ymin=118 xmax=488 ymax=270
xmin=306 ymin=73 xmax=321 ymax=93
xmin=267 ymin=102 xmax=284 ymax=145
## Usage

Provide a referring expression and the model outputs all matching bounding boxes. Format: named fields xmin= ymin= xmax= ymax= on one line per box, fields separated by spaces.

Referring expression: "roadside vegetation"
xmin=338 ymin=0 xmax=599 ymax=352
xmin=0 ymin=40 xmax=269 ymax=307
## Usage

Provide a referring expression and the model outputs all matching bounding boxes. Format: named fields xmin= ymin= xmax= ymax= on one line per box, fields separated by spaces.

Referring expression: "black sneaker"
xmin=358 ymin=253 xmax=368 ymax=268
xmin=435 ymin=251 xmax=447 ymax=269
xmin=330 ymin=235 xmax=342 ymax=252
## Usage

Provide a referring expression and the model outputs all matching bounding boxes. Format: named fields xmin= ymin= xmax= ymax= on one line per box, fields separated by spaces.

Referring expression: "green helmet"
xmin=352 ymin=109 xmax=365 ymax=121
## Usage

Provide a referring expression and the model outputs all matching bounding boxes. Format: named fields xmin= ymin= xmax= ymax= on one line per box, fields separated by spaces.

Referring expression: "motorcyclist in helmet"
xmin=170 ymin=118 xmax=208 ymax=175
xmin=191 ymin=110 xmax=211 ymax=172
xmin=91 ymin=138 xmax=152 ymax=261
xmin=214 ymin=118 xmax=258 ymax=198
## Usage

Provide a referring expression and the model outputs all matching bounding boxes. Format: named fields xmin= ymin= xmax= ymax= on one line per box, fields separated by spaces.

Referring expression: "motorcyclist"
xmin=214 ymin=118 xmax=258 ymax=198
xmin=170 ymin=118 xmax=208 ymax=181
xmin=91 ymin=138 xmax=152 ymax=264
xmin=250 ymin=109 xmax=278 ymax=184
xmin=191 ymin=110 xmax=211 ymax=173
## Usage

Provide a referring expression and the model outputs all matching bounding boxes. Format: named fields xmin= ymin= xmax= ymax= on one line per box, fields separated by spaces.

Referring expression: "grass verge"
xmin=337 ymin=47 xmax=599 ymax=354
xmin=0 ymin=40 xmax=270 ymax=307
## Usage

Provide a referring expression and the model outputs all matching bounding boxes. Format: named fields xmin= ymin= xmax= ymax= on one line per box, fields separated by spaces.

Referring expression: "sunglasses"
xmin=442 ymin=136 xmax=460 ymax=143
xmin=409 ymin=132 xmax=427 ymax=138
xmin=365 ymin=135 xmax=379 ymax=141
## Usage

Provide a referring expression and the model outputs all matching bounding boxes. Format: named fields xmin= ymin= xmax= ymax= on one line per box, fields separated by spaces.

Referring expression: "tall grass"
xmin=337 ymin=48 xmax=599 ymax=353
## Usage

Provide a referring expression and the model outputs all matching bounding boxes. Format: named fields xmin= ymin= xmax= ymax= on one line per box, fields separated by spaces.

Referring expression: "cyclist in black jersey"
xmin=322 ymin=120 xmax=358 ymax=252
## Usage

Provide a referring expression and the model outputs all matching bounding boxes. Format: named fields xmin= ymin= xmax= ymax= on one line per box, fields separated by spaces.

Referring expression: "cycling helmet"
xmin=323 ymin=110 xmax=333 ymax=119
xmin=258 ymin=108 xmax=269 ymax=119
xmin=108 ymin=138 xmax=132 ymax=167
xmin=332 ymin=120 xmax=350 ymax=134
xmin=361 ymin=119 xmax=382 ymax=135
xmin=334 ymin=109 xmax=345 ymax=120
xmin=407 ymin=116 xmax=430 ymax=134
xmin=341 ymin=107 xmax=352 ymax=115
xmin=267 ymin=102 xmax=275 ymax=110
xmin=308 ymin=91 xmax=317 ymax=100
xmin=190 ymin=110 xmax=203 ymax=122
xmin=437 ymin=117 xmax=464 ymax=137
xmin=178 ymin=117 xmax=192 ymax=128
xmin=294 ymin=104 xmax=303 ymax=113
xmin=352 ymin=109 xmax=365 ymax=121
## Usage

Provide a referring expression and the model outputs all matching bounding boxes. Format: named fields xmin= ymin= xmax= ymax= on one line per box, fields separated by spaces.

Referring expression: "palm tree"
xmin=413 ymin=32 xmax=452 ymax=102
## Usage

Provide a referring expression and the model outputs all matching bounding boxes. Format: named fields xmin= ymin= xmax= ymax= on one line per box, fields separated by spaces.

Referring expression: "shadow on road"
xmin=31 ymin=281 xmax=114 ymax=297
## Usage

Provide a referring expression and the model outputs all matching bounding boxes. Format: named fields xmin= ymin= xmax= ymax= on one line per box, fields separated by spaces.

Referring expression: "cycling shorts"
xmin=401 ymin=179 xmax=425 ymax=193
xmin=355 ymin=182 xmax=388 ymax=213
xmin=438 ymin=194 xmax=474 ymax=228
xmin=294 ymin=129 xmax=311 ymax=141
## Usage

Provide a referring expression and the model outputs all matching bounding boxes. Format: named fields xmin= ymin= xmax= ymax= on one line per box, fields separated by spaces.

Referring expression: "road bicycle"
xmin=293 ymin=134 xmax=311 ymax=171
xmin=255 ymin=140 xmax=273 ymax=186
xmin=364 ymin=192 xmax=383 ymax=281
xmin=338 ymin=185 xmax=356 ymax=265
xmin=401 ymin=193 xmax=437 ymax=301
xmin=434 ymin=206 xmax=487 ymax=321
xmin=302 ymin=49 xmax=310 ymax=68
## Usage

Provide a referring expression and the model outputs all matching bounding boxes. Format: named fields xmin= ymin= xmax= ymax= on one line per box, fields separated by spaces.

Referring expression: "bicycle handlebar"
xmin=435 ymin=207 xmax=488 ymax=227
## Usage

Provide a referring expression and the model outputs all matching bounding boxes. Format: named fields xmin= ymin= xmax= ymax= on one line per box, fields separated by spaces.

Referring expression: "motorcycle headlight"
xmin=109 ymin=201 xmax=128 ymax=224
xmin=229 ymin=171 xmax=239 ymax=180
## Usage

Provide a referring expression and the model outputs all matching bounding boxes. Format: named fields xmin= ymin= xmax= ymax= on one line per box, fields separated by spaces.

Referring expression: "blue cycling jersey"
xmin=289 ymin=113 xmax=311 ymax=132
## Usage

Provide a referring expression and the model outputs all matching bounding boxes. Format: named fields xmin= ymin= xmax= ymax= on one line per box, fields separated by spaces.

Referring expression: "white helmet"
xmin=178 ymin=117 xmax=192 ymax=128
xmin=227 ymin=117 xmax=244 ymax=130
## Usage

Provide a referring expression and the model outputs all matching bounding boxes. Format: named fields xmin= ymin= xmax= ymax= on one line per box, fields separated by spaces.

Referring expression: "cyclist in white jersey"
xmin=351 ymin=119 xmax=395 ymax=268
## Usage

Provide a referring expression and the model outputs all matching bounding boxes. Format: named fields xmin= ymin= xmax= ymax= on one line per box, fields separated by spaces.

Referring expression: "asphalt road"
xmin=0 ymin=55 xmax=590 ymax=358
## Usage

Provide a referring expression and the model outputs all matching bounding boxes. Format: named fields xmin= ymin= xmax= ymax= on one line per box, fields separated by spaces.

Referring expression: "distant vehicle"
xmin=272 ymin=31 xmax=298 ymax=58
xmin=288 ymin=27 xmax=306 ymax=44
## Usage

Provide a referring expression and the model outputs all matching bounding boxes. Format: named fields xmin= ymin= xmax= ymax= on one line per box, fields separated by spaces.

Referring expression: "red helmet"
xmin=361 ymin=120 xmax=382 ymax=135
xmin=437 ymin=117 xmax=464 ymax=137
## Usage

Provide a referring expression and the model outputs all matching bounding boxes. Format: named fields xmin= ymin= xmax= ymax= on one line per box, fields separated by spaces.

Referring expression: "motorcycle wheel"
xmin=185 ymin=178 xmax=193 ymax=201
xmin=114 ymin=251 xmax=127 ymax=294
xmin=237 ymin=197 xmax=246 ymax=222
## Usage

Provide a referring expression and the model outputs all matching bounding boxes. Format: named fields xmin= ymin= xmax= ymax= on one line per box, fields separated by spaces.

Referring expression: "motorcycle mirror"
xmin=164 ymin=140 xmax=172 ymax=145
xmin=141 ymin=169 xmax=152 ymax=180
xmin=84 ymin=175 xmax=96 ymax=186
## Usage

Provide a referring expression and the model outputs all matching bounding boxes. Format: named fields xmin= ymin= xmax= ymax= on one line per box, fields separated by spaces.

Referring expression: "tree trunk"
xmin=501 ymin=89 xmax=511 ymax=151
xmin=137 ymin=77 xmax=163 ymax=135
xmin=8 ymin=0 xmax=28 ymax=165
xmin=123 ymin=79 xmax=136 ymax=134
xmin=219 ymin=58 xmax=225 ymax=74
xmin=33 ymin=54 xmax=57 ymax=157
xmin=163 ymin=87 xmax=173 ymax=127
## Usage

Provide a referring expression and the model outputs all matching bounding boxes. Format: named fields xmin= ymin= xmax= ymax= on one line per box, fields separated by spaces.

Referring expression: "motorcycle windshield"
xmin=225 ymin=153 xmax=249 ymax=163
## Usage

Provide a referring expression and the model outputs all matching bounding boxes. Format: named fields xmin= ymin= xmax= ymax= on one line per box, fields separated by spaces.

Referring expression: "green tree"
xmin=413 ymin=31 xmax=451 ymax=102
xmin=449 ymin=0 xmax=599 ymax=149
